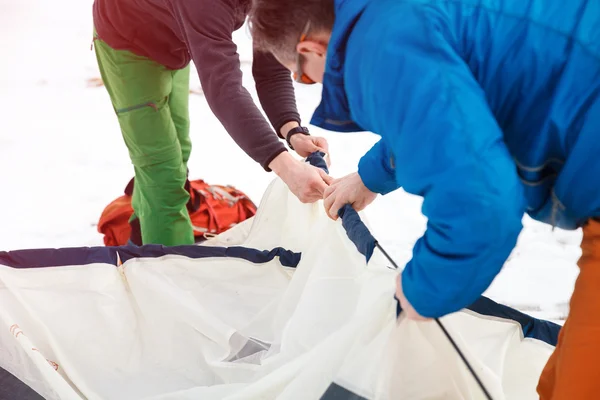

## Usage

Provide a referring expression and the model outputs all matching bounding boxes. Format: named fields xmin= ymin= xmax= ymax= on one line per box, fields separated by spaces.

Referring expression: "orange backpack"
xmin=97 ymin=178 xmax=257 ymax=246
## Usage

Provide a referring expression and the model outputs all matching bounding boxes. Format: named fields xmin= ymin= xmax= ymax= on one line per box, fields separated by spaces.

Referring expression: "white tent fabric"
xmin=0 ymin=176 xmax=556 ymax=400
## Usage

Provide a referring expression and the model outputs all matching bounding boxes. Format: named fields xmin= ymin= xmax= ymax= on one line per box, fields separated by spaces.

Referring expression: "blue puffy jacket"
xmin=309 ymin=0 xmax=600 ymax=317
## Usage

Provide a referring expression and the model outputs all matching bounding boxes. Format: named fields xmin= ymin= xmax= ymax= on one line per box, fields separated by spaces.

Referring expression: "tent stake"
xmin=374 ymin=242 xmax=494 ymax=400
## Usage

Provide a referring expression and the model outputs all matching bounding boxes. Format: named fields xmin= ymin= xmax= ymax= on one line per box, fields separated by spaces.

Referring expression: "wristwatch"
xmin=285 ymin=126 xmax=310 ymax=150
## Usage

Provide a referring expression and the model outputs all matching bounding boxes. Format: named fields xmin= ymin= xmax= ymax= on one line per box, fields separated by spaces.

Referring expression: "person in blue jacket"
xmin=249 ymin=0 xmax=600 ymax=397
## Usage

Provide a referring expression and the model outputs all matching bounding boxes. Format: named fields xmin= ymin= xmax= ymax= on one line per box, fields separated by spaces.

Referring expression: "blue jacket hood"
xmin=309 ymin=0 xmax=367 ymax=132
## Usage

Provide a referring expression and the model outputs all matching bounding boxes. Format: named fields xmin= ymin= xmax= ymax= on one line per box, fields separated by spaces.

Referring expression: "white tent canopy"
xmin=0 ymin=155 xmax=559 ymax=400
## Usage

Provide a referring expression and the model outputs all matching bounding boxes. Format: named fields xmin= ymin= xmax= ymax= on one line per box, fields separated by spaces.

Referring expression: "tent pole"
xmin=374 ymin=242 xmax=494 ymax=400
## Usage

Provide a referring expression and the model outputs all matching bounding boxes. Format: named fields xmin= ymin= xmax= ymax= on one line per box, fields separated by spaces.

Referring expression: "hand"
xmin=290 ymin=134 xmax=331 ymax=165
xmin=396 ymin=274 xmax=429 ymax=321
xmin=280 ymin=121 xmax=331 ymax=165
xmin=269 ymin=152 xmax=334 ymax=203
xmin=322 ymin=172 xmax=377 ymax=220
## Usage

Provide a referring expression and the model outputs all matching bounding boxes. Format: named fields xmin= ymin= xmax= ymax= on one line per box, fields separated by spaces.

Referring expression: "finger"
xmin=395 ymin=274 xmax=403 ymax=298
xmin=319 ymin=169 xmax=335 ymax=185
xmin=330 ymin=177 xmax=343 ymax=186
xmin=323 ymin=183 xmax=335 ymax=199
xmin=301 ymin=175 xmax=327 ymax=203
xmin=312 ymin=139 xmax=329 ymax=159
xmin=309 ymin=172 xmax=328 ymax=197
xmin=298 ymin=137 xmax=320 ymax=153
xmin=300 ymin=146 xmax=321 ymax=159
xmin=406 ymin=309 xmax=430 ymax=322
xmin=314 ymin=137 xmax=329 ymax=153
xmin=309 ymin=143 xmax=322 ymax=154
xmin=329 ymin=196 xmax=346 ymax=220
xmin=323 ymin=187 xmax=336 ymax=218
xmin=290 ymin=137 xmax=312 ymax=157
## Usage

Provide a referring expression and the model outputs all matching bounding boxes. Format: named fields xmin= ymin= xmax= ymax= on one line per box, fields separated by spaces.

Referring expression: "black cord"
xmin=375 ymin=242 xmax=400 ymax=269
xmin=374 ymin=241 xmax=493 ymax=400
xmin=434 ymin=319 xmax=493 ymax=400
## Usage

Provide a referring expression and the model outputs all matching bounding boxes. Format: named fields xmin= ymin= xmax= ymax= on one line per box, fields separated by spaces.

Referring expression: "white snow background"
xmin=0 ymin=0 xmax=581 ymax=323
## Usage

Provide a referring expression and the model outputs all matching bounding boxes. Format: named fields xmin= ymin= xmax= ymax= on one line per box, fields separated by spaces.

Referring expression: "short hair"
xmin=249 ymin=0 xmax=335 ymax=64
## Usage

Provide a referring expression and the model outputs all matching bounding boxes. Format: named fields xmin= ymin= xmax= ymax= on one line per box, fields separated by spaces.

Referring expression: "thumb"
xmin=319 ymin=168 xmax=335 ymax=185
xmin=296 ymin=141 xmax=320 ymax=158
xmin=324 ymin=152 xmax=332 ymax=167
xmin=307 ymin=141 xmax=322 ymax=154
xmin=314 ymin=137 xmax=330 ymax=153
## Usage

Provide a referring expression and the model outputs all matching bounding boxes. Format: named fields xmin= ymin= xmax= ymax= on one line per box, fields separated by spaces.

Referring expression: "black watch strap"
xmin=285 ymin=126 xmax=310 ymax=150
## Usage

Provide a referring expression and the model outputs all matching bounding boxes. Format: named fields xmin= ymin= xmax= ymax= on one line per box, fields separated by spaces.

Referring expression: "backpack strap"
xmin=205 ymin=185 xmax=243 ymax=207
xmin=185 ymin=180 xmax=202 ymax=212
xmin=124 ymin=177 xmax=135 ymax=196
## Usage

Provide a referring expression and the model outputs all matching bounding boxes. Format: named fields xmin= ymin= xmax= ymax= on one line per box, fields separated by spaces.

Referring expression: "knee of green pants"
xmin=117 ymin=103 xmax=194 ymax=246
xmin=132 ymin=159 xmax=194 ymax=246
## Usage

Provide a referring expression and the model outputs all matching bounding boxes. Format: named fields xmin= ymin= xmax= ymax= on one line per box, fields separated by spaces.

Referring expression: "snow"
xmin=0 ymin=0 xmax=580 ymax=324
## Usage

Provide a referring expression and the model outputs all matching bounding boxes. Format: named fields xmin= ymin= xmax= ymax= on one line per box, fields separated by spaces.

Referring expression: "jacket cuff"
xmin=357 ymin=153 xmax=398 ymax=195
xmin=262 ymin=147 xmax=288 ymax=172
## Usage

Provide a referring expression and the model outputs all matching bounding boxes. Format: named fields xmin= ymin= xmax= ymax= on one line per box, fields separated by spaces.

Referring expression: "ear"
xmin=296 ymin=40 xmax=327 ymax=58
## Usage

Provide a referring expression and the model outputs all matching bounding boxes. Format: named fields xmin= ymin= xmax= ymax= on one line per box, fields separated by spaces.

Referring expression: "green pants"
xmin=93 ymin=32 xmax=195 ymax=246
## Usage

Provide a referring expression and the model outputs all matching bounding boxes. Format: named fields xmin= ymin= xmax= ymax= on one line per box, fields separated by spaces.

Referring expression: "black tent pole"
xmin=374 ymin=242 xmax=494 ymax=400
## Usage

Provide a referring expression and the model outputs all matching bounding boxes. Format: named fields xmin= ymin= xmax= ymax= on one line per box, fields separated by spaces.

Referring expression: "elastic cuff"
xmin=262 ymin=147 xmax=288 ymax=172
xmin=357 ymin=163 xmax=398 ymax=195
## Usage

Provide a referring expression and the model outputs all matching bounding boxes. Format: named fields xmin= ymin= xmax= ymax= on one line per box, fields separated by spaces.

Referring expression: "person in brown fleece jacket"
xmin=92 ymin=0 xmax=333 ymax=246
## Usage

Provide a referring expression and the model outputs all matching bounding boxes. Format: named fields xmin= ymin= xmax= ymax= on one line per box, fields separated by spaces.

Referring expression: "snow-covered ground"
xmin=0 ymin=0 xmax=581 ymax=323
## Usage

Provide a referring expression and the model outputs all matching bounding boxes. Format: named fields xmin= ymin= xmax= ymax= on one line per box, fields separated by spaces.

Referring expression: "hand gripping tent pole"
xmin=305 ymin=152 xmax=494 ymax=400
xmin=338 ymin=205 xmax=494 ymax=400
xmin=336 ymin=204 xmax=493 ymax=400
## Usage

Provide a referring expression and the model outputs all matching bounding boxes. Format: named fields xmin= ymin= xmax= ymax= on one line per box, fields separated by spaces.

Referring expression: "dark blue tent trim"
xmin=320 ymin=382 xmax=368 ymax=400
xmin=0 ymin=244 xmax=301 ymax=269
xmin=306 ymin=151 xmax=329 ymax=174
xmin=396 ymin=296 xmax=561 ymax=346
xmin=0 ymin=151 xmax=327 ymax=270
xmin=338 ymin=205 xmax=376 ymax=262
xmin=466 ymin=296 xmax=561 ymax=346
xmin=0 ymin=367 xmax=43 ymax=400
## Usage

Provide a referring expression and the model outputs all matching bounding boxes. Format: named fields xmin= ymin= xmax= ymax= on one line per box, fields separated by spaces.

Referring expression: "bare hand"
xmin=270 ymin=152 xmax=334 ymax=203
xmin=322 ymin=172 xmax=377 ymax=220
xmin=290 ymin=134 xmax=331 ymax=166
xmin=396 ymin=274 xmax=430 ymax=321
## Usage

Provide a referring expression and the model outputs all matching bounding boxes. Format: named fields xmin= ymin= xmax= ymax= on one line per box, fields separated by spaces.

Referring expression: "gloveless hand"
xmin=269 ymin=152 xmax=333 ymax=203
xmin=323 ymin=172 xmax=377 ymax=220
xmin=395 ymin=274 xmax=430 ymax=321
xmin=289 ymin=134 xmax=331 ymax=166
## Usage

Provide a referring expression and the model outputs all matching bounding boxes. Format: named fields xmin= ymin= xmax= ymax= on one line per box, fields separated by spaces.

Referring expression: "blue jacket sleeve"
xmin=357 ymin=139 xmax=400 ymax=195
xmin=345 ymin=4 xmax=526 ymax=318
